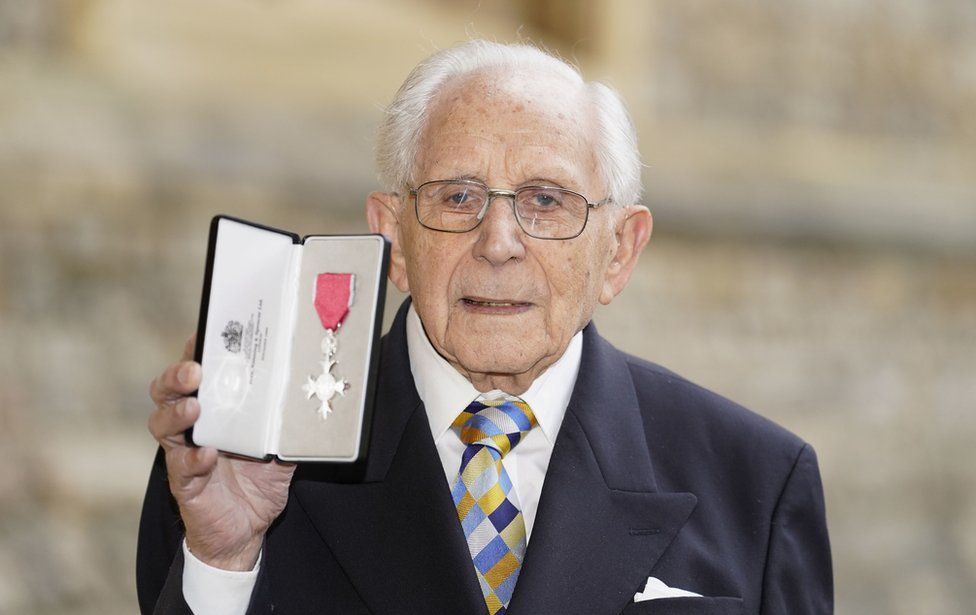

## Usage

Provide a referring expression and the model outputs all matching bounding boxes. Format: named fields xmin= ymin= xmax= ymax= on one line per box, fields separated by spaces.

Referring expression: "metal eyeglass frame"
xmin=407 ymin=178 xmax=611 ymax=240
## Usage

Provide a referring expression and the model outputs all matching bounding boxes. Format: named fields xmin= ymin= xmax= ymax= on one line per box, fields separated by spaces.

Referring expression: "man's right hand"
xmin=148 ymin=336 xmax=296 ymax=571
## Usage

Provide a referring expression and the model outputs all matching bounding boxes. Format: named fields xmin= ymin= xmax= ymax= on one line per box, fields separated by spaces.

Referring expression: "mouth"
xmin=460 ymin=296 xmax=534 ymax=314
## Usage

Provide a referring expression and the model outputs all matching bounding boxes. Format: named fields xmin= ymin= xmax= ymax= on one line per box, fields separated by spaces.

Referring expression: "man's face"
xmin=369 ymin=70 xmax=649 ymax=391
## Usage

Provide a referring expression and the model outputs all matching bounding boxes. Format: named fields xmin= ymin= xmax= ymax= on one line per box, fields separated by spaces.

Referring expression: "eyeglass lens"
xmin=415 ymin=181 xmax=589 ymax=239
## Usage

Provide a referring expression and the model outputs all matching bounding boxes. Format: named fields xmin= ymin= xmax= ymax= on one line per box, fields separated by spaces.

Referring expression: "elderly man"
xmin=138 ymin=40 xmax=832 ymax=614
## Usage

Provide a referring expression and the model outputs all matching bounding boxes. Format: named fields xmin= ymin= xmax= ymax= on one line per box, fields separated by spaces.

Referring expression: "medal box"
xmin=187 ymin=215 xmax=389 ymax=462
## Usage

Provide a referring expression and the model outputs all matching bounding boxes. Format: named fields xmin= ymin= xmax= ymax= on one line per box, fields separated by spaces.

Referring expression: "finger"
xmin=182 ymin=334 xmax=197 ymax=362
xmin=149 ymin=361 xmax=201 ymax=405
xmin=168 ymin=446 xmax=219 ymax=490
xmin=149 ymin=396 xmax=200 ymax=444
xmin=176 ymin=445 xmax=219 ymax=479
xmin=185 ymin=446 xmax=218 ymax=476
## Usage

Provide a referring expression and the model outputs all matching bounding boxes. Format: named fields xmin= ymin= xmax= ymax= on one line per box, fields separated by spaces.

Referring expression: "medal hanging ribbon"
xmin=313 ymin=273 xmax=354 ymax=331
xmin=302 ymin=273 xmax=355 ymax=419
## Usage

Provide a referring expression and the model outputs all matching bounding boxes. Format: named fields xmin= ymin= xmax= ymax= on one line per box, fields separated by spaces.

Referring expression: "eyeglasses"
xmin=408 ymin=179 xmax=610 ymax=240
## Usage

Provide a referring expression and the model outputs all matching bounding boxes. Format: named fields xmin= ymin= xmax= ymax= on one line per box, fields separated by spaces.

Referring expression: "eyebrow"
xmin=523 ymin=177 xmax=569 ymax=189
xmin=450 ymin=174 xmax=484 ymax=183
xmin=438 ymin=175 xmax=573 ymax=190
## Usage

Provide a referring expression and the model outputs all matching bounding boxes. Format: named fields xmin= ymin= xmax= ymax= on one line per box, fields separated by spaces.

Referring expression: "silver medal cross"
xmin=302 ymin=330 xmax=349 ymax=418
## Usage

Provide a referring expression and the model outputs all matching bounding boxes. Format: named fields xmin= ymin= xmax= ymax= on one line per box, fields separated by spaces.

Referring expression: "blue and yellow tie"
xmin=451 ymin=397 xmax=537 ymax=615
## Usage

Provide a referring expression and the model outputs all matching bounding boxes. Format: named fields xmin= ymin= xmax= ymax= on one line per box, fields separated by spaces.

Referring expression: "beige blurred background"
xmin=1 ymin=1 xmax=974 ymax=613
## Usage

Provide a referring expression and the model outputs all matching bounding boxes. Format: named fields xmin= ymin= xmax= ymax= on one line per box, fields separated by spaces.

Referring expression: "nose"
xmin=471 ymin=193 xmax=526 ymax=265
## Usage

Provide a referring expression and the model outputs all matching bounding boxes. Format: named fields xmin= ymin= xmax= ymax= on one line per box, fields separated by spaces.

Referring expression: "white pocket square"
xmin=634 ymin=576 xmax=703 ymax=602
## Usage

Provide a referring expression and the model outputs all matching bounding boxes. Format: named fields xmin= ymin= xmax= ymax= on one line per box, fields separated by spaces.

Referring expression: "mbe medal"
xmin=302 ymin=273 xmax=355 ymax=418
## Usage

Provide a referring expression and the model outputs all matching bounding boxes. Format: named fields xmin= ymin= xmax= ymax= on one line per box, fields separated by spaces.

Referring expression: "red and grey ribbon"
xmin=314 ymin=273 xmax=354 ymax=331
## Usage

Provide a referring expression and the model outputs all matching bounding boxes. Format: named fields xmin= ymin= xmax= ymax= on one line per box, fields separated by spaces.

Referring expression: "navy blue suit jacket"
xmin=137 ymin=301 xmax=832 ymax=614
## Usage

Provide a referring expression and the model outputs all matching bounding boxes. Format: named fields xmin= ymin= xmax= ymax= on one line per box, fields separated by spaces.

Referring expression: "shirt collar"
xmin=406 ymin=304 xmax=582 ymax=445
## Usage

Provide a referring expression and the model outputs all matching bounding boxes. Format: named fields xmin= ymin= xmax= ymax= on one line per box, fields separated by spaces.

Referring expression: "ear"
xmin=599 ymin=205 xmax=653 ymax=305
xmin=366 ymin=191 xmax=410 ymax=293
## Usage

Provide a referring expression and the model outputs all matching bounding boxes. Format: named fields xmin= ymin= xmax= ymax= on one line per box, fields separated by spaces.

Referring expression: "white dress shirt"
xmin=406 ymin=305 xmax=581 ymax=540
xmin=182 ymin=304 xmax=582 ymax=614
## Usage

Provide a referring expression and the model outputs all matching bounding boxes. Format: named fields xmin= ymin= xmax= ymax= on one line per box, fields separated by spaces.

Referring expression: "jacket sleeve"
xmin=760 ymin=443 xmax=834 ymax=614
xmin=136 ymin=447 xmax=193 ymax=614
xmin=151 ymin=549 xmax=194 ymax=615
xmin=136 ymin=447 xmax=274 ymax=615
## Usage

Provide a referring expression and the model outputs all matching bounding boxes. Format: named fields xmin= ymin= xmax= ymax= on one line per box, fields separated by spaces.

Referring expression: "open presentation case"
xmin=186 ymin=215 xmax=389 ymax=462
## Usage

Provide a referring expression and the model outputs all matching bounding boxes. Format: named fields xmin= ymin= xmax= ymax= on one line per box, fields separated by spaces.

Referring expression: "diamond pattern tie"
xmin=451 ymin=397 xmax=537 ymax=615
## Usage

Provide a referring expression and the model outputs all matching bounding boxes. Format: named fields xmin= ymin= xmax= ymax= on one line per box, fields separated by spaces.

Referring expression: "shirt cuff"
xmin=182 ymin=539 xmax=260 ymax=615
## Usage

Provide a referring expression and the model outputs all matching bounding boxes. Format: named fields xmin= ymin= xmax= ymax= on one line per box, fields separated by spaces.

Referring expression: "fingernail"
xmin=178 ymin=363 xmax=196 ymax=385
xmin=184 ymin=397 xmax=199 ymax=414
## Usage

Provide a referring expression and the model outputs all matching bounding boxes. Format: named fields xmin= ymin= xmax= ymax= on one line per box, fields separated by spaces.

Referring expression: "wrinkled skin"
xmin=368 ymin=69 xmax=652 ymax=393
xmin=147 ymin=336 xmax=295 ymax=570
xmin=147 ymin=66 xmax=652 ymax=571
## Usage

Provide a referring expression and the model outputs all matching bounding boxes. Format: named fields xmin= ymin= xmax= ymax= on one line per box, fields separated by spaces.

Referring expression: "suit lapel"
xmin=289 ymin=305 xmax=696 ymax=615
xmin=291 ymin=302 xmax=485 ymax=614
xmin=508 ymin=326 xmax=698 ymax=615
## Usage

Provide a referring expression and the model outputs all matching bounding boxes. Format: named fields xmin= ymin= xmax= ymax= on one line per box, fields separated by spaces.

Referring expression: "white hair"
xmin=376 ymin=40 xmax=643 ymax=207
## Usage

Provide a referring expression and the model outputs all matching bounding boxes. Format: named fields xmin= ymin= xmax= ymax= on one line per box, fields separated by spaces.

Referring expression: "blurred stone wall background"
xmin=0 ymin=0 xmax=973 ymax=613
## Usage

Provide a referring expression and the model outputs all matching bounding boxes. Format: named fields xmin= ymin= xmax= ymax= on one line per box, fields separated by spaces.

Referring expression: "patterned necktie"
xmin=451 ymin=396 xmax=537 ymax=615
